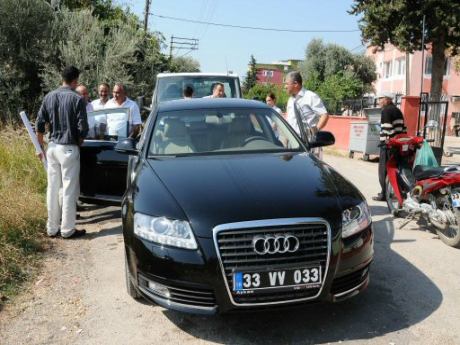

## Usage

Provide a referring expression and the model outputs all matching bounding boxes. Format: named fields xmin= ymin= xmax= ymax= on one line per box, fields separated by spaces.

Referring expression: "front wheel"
xmin=436 ymin=207 xmax=460 ymax=248
xmin=385 ymin=176 xmax=402 ymax=217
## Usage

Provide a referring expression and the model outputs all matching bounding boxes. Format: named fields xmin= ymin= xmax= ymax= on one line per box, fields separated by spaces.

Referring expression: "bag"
xmin=414 ymin=140 xmax=439 ymax=168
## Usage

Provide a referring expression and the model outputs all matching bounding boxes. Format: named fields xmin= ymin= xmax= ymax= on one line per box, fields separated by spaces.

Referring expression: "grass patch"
xmin=0 ymin=125 xmax=47 ymax=303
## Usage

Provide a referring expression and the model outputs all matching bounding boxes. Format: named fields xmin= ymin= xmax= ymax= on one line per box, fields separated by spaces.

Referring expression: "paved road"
xmin=1 ymin=154 xmax=460 ymax=345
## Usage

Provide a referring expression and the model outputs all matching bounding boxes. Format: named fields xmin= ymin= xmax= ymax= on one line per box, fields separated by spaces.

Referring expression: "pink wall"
xmin=323 ymin=116 xmax=366 ymax=150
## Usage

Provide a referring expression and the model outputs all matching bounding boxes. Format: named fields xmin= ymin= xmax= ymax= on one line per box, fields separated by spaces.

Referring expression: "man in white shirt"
xmin=105 ymin=83 xmax=142 ymax=137
xmin=91 ymin=83 xmax=110 ymax=110
xmin=284 ymin=71 xmax=329 ymax=140
xmin=76 ymin=84 xmax=94 ymax=113
xmin=204 ymin=83 xmax=225 ymax=98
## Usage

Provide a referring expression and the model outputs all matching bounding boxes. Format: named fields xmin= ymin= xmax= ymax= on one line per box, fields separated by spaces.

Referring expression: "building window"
xmin=384 ymin=61 xmax=392 ymax=78
xmin=395 ymin=58 xmax=405 ymax=76
xmin=263 ymin=70 xmax=274 ymax=78
xmin=424 ymin=56 xmax=450 ymax=76
xmin=424 ymin=56 xmax=432 ymax=75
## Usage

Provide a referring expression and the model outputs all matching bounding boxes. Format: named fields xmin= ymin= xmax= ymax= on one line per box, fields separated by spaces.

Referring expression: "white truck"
xmin=150 ymin=72 xmax=242 ymax=109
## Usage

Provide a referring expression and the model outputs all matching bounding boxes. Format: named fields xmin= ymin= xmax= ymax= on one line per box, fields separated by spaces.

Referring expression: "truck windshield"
xmin=156 ymin=76 xmax=239 ymax=102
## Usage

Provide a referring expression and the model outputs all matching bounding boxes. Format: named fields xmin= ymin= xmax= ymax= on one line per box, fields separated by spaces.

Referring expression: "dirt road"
xmin=1 ymin=154 xmax=460 ymax=345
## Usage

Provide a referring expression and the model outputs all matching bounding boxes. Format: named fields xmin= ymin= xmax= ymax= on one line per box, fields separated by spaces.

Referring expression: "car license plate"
xmin=233 ymin=266 xmax=322 ymax=293
xmin=452 ymin=193 xmax=460 ymax=208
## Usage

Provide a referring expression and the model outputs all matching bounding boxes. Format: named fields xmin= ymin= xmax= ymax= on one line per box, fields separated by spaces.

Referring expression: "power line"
xmin=149 ymin=13 xmax=360 ymax=33
xmin=350 ymin=44 xmax=365 ymax=52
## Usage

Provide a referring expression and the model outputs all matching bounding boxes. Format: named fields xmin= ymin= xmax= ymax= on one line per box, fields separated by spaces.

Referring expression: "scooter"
xmin=384 ymin=133 xmax=460 ymax=248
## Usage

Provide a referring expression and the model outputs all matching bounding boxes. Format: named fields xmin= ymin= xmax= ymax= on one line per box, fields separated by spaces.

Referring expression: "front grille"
xmin=214 ymin=220 xmax=330 ymax=305
xmin=331 ymin=266 xmax=369 ymax=295
xmin=138 ymin=275 xmax=216 ymax=308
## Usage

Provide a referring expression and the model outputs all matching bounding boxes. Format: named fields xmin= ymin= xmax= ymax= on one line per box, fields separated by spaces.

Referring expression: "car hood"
xmin=143 ymin=152 xmax=364 ymax=238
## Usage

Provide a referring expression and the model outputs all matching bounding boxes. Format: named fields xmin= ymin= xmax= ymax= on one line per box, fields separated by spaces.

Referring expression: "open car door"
xmin=80 ymin=108 xmax=131 ymax=205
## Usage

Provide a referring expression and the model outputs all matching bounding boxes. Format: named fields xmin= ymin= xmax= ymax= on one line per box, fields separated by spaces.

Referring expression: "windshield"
xmin=148 ymin=108 xmax=302 ymax=156
xmin=156 ymin=76 xmax=240 ymax=102
xmin=86 ymin=108 xmax=130 ymax=141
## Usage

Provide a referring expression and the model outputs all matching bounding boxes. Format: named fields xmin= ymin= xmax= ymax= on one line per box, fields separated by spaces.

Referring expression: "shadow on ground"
xmin=160 ymin=214 xmax=442 ymax=344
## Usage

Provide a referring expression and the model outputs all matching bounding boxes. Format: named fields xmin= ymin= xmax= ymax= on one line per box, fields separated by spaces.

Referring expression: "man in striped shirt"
xmin=373 ymin=92 xmax=407 ymax=202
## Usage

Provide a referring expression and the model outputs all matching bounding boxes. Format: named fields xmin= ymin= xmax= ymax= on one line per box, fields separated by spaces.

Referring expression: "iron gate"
xmin=418 ymin=93 xmax=449 ymax=165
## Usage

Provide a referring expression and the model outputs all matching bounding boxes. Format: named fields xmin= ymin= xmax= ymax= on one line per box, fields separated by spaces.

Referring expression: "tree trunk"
xmin=430 ymin=35 xmax=446 ymax=102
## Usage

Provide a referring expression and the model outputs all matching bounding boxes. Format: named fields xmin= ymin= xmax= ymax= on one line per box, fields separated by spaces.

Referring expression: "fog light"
xmin=148 ymin=281 xmax=170 ymax=298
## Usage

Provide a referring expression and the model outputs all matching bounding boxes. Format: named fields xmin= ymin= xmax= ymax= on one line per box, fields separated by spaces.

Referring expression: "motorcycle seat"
xmin=413 ymin=165 xmax=453 ymax=180
xmin=413 ymin=165 xmax=460 ymax=180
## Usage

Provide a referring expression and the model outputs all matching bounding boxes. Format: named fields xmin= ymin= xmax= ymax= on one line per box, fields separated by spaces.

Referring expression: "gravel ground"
xmin=1 ymin=153 xmax=460 ymax=345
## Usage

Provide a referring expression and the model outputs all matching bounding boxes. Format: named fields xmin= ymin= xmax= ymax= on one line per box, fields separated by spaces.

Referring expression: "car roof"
xmin=157 ymin=98 xmax=270 ymax=112
xmin=157 ymin=72 xmax=239 ymax=78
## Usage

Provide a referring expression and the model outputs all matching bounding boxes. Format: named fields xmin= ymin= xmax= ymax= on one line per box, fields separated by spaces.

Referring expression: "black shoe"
xmin=63 ymin=229 xmax=86 ymax=239
xmin=372 ymin=193 xmax=385 ymax=202
xmin=48 ymin=230 xmax=61 ymax=238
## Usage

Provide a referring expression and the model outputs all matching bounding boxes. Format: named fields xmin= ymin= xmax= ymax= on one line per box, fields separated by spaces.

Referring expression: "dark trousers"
xmin=378 ymin=146 xmax=388 ymax=195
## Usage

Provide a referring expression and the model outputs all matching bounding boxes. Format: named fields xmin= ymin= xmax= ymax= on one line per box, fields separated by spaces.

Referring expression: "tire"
xmin=385 ymin=176 xmax=402 ymax=217
xmin=349 ymin=151 xmax=354 ymax=159
xmin=125 ymin=252 xmax=141 ymax=299
xmin=436 ymin=204 xmax=460 ymax=248
xmin=363 ymin=153 xmax=370 ymax=161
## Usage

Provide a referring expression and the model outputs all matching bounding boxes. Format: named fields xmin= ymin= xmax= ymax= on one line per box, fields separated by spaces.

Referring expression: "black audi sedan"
xmin=117 ymin=98 xmax=373 ymax=314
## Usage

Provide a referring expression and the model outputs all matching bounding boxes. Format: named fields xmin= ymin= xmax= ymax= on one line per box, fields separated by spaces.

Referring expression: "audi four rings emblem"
xmin=252 ymin=234 xmax=300 ymax=255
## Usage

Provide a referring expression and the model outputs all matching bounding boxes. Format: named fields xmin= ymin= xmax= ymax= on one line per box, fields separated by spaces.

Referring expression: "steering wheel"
xmin=243 ymin=136 xmax=268 ymax=145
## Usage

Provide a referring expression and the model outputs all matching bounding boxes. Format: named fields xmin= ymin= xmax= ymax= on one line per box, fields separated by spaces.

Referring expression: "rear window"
xmin=86 ymin=108 xmax=130 ymax=141
xmin=156 ymin=76 xmax=239 ymax=102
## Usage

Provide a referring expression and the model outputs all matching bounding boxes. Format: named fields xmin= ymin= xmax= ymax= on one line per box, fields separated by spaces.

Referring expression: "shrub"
xmin=0 ymin=125 xmax=47 ymax=301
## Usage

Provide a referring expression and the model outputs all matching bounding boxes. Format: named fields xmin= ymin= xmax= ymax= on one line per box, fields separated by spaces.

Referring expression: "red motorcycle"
xmin=384 ymin=133 xmax=460 ymax=247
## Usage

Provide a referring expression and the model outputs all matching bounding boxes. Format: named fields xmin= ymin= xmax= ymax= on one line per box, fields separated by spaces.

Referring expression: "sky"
xmin=121 ymin=0 xmax=364 ymax=78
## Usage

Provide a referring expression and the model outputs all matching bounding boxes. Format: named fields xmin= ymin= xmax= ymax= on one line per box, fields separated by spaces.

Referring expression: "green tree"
xmin=243 ymin=55 xmax=258 ymax=91
xmin=0 ymin=0 xmax=54 ymax=121
xmin=318 ymin=72 xmax=363 ymax=113
xmin=245 ymin=83 xmax=289 ymax=111
xmin=350 ymin=0 xmax=460 ymax=101
xmin=300 ymin=38 xmax=375 ymax=93
xmin=41 ymin=9 xmax=168 ymax=100
xmin=299 ymin=39 xmax=376 ymax=111
xmin=169 ymin=56 xmax=201 ymax=73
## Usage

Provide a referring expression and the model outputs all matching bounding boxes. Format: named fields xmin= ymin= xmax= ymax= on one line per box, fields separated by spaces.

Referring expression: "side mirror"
xmin=115 ymin=137 xmax=139 ymax=155
xmin=309 ymin=131 xmax=335 ymax=148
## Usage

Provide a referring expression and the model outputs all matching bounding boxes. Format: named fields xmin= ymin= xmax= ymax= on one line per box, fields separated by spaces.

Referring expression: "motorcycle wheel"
xmin=385 ymin=176 xmax=402 ymax=217
xmin=436 ymin=204 xmax=460 ymax=248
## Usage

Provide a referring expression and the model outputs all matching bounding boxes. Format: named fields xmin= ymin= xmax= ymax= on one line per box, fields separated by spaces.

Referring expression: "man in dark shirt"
xmin=36 ymin=66 xmax=88 ymax=238
xmin=373 ymin=92 xmax=407 ymax=201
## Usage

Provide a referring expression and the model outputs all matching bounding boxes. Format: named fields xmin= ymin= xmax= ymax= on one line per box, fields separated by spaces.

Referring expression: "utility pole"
xmin=144 ymin=0 xmax=152 ymax=32
xmin=169 ymin=36 xmax=199 ymax=61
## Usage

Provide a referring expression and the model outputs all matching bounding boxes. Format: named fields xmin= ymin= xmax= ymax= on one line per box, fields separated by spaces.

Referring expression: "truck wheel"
xmin=349 ymin=151 xmax=354 ymax=159
xmin=363 ymin=154 xmax=370 ymax=161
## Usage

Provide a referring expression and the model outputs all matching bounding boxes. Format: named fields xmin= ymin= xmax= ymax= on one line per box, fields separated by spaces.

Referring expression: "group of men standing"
xmin=35 ymin=65 xmax=404 ymax=240
xmin=36 ymin=66 xmax=142 ymax=238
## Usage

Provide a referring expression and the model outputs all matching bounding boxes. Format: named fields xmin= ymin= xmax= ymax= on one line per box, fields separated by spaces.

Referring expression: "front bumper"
xmin=125 ymin=222 xmax=373 ymax=315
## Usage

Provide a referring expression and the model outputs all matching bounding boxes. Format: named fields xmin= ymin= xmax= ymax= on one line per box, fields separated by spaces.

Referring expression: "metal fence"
xmin=418 ymin=94 xmax=449 ymax=164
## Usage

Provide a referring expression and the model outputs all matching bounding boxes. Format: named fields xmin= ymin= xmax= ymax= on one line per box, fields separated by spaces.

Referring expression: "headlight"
xmin=342 ymin=201 xmax=371 ymax=238
xmin=134 ymin=213 xmax=198 ymax=250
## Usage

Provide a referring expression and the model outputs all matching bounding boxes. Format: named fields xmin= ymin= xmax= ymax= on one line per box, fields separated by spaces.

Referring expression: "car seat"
xmin=163 ymin=119 xmax=195 ymax=154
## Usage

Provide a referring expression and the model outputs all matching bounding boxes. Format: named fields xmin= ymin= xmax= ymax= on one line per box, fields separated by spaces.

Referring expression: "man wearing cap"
xmin=373 ymin=92 xmax=407 ymax=201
